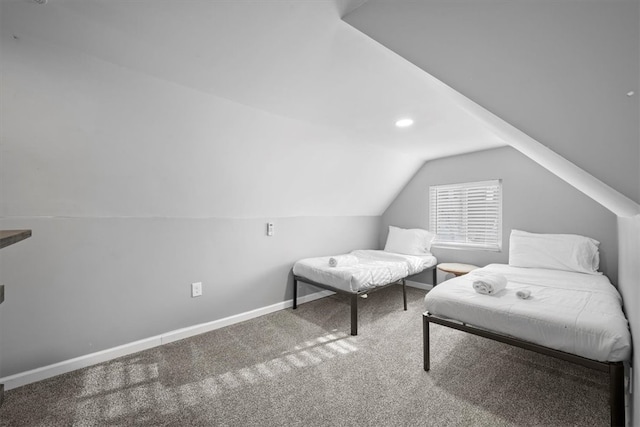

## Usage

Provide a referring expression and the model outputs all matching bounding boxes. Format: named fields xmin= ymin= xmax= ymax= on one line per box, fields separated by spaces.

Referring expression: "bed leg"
xmin=402 ymin=279 xmax=407 ymax=311
xmin=423 ymin=314 xmax=430 ymax=371
xmin=432 ymin=267 xmax=437 ymax=286
xmin=350 ymin=294 xmax=358 ymax=336
xmin=293 ymin=278 xmax=298 ymax=310
xmin=609 ymin=362 xmax=625 ymax=427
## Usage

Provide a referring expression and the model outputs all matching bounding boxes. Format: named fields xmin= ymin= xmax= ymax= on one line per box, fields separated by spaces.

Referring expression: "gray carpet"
xmin=0 ymin=286 xmax=609 ymax=426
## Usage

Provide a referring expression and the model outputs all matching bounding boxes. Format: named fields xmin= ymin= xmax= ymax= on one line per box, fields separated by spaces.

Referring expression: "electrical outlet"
xmin=267 ymin=222 xmax=274 ymax=236
xmin=191 ymin=282 xmax=202 ymax=297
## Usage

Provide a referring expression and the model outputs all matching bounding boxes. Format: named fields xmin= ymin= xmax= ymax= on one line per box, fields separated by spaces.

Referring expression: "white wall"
xmin=617 ymin=215 xmax=640 ymax=425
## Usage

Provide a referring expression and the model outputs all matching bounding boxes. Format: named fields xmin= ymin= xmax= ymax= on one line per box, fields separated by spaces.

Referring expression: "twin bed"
xmin=293 ymin=226 xmax=437 ymax=335
xmin=293 ymin=227 xmax=632 ymax=426
xmin=293 ymin=249 xmax=436 ymax=335
xmin=424 ymin=230 xmax=631 ymax=427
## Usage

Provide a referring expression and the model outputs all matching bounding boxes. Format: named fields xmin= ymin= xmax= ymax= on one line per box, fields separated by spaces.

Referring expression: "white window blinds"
xmin=429 ymin=180 xmax=502 ymax=251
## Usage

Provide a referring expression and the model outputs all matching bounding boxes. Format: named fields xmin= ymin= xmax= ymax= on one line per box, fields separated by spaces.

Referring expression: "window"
xmin=429 ymin=180 xmax=502 ymax=251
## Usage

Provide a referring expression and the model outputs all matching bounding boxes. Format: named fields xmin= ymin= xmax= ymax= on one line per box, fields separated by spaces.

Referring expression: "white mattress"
xmin=424 ymin=264 xmax=631 ymax=362
xmin=293 ymin=250 xmax=437 ymax=293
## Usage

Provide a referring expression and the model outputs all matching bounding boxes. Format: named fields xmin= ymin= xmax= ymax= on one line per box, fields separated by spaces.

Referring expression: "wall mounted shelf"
xmin=0 ymin=230 xmax=32 ymax=250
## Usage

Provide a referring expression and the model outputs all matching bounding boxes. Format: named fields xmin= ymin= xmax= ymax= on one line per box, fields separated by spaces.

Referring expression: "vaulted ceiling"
xmin=1 ymin=0 xmax=637 ymax=219
xmin=3 ymin=0 xmax=507 ymax=155
xmin=0 ymin=0 xmax=507 ymax=219
xmin=345 ymin=0 xmax=639 ymax=209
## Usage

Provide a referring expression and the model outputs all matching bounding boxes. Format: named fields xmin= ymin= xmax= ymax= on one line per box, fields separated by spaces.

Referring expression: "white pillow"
xmin=508 ymin=229 xmax=601 ymax=275
xmin=384 ymin=226 xmax=435 ymax=256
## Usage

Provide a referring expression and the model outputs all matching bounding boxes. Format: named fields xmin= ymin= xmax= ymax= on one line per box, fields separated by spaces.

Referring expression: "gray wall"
xmin=346 ymin=0 xmax=639 ymax=204
xmin=0 ymin=0 xmax=402 ymax=379
xmin=0 ymin=216 xmax=380 ymax=376
xmin=381 ymin=146 xmax=618 ymax=284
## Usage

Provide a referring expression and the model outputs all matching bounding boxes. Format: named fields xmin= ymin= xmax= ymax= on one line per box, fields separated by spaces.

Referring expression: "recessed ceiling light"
xmin=395 ymin=118 xmax=414 ymax=128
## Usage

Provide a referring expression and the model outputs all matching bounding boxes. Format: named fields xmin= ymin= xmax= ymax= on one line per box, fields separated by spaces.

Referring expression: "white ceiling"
xmin=2 ymin=0 xmax=505 ymax=159
xmin=0 ymin=0 xmax=506 ymax=218
xmin=343 ymin=0 xmax=639 ymax=215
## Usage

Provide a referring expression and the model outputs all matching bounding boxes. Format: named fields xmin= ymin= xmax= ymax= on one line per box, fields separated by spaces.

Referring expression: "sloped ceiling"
xmin=0 ymin=0 xmax=506 ymax=219
xmin=344 ymin=0 xmax=640 ymax=206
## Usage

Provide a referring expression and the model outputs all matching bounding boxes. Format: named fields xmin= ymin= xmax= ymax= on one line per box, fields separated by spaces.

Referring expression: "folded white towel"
xmin=516 ymin=289 xmax=532 ymax=300
xmin=328 ymin=255 xmax=359 ymax=268
xmin=472 ymin=274 xmax=507 ymax=295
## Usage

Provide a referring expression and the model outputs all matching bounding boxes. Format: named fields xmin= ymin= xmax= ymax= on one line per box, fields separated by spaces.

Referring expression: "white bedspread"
xmin=424 ymin=264 xmax=631 ymax=362
xmin=293 ymin=250 xmax=436 ymax=293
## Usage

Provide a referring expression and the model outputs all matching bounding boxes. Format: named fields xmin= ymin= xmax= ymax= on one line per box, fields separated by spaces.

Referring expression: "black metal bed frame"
xmin=423 ymin=312 xmax=626 ymax=427
xmin=293 ymin=266 xmax=436 ymax=336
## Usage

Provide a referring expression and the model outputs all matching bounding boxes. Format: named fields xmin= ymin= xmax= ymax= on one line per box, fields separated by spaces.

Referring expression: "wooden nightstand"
xmin=437 ymin=263 xmax=479 ymax=277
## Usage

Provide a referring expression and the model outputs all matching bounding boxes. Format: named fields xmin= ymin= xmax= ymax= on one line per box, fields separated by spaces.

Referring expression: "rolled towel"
xmin=472 ymin=274 xmax=507 ymax=295
xmin=328 ymin=254 xmax=359 ymax=268
xmin=516 ymin=289 xmax=532 ymax=300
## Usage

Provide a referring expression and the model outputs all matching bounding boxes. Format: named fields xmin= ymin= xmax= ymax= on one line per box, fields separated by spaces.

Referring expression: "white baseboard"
xmin=160 ymin=289 xmax=333 ymax=345
xmin=0 ymin=289 xmax=334 ymax=391
xmin=405 ymin=280 xmax=433 ymax=291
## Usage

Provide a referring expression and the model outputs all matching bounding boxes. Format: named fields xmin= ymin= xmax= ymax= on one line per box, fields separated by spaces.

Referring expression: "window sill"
xmin=431 ymin=242 xmax=502 ymax=252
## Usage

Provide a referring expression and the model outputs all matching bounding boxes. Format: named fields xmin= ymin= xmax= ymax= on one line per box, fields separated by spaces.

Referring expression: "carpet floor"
xmin=0 ymin=286 xmax=610 ymax=426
